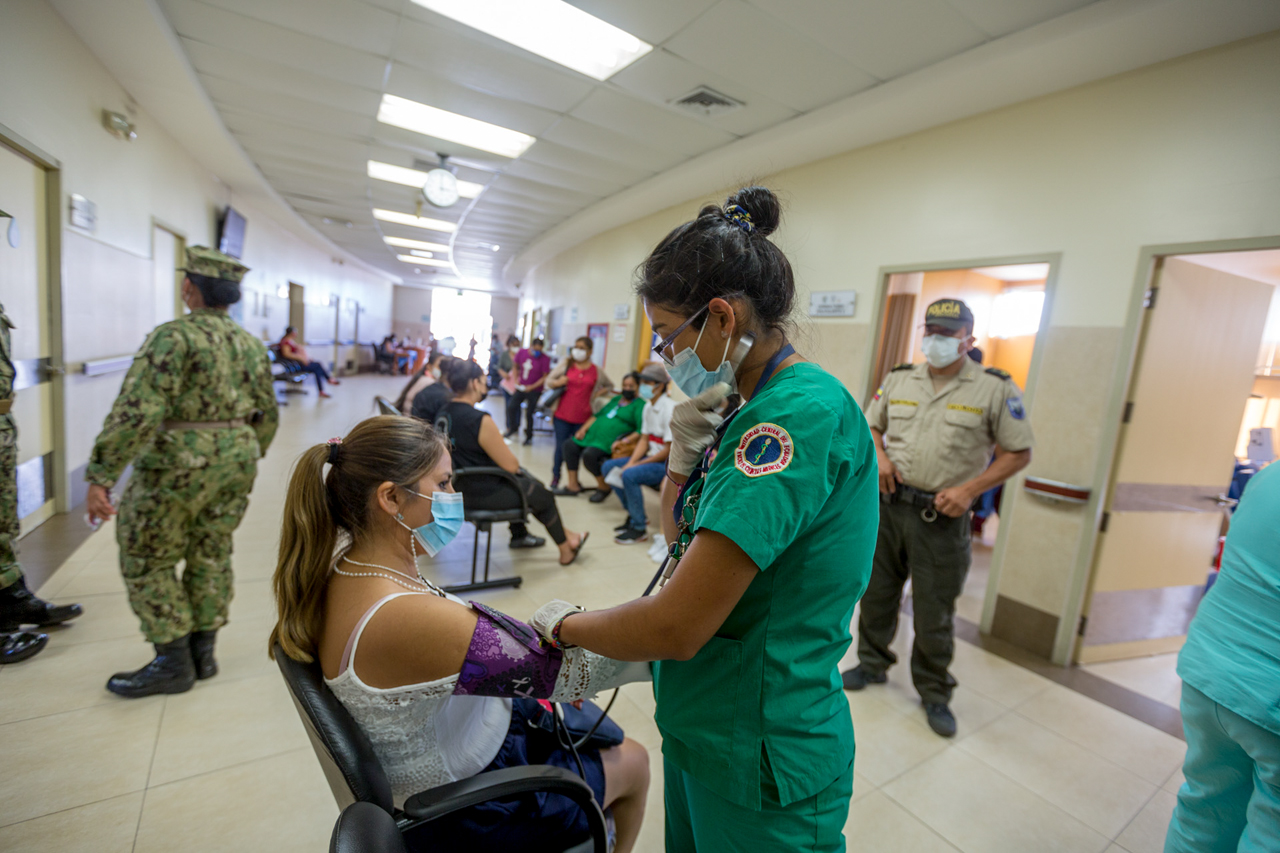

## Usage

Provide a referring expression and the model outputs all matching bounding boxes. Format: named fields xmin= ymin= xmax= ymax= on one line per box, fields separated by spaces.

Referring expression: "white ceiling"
xmin=146 ymin=0 xmax=1113 ymax=290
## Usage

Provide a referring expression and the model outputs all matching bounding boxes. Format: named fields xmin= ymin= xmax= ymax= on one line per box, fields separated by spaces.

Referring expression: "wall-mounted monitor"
xmin=218 ymin=206 xmax=247 ymax=259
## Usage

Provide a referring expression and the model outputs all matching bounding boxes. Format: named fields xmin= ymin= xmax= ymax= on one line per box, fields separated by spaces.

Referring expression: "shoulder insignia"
xmin=735 ymin=423 xmax=794 ymax=478
xmin=890 ymin=363 xmax=914 ymax=372
xmin=985 ymin=367 xmax=1012 ymax=380
xmin=1007 ymin=397 xmax=1026 ymax=420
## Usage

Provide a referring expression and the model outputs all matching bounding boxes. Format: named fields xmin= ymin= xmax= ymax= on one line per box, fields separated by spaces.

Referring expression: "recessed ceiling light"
xmin=374 ymin=207 xmax=457 ymax=233
xmin=411 ymin=0 xmax=651 ymax=81
xmin=367 ymin=161 xmax=483 ymax=198
xmin=383 ymin=235 xmax=451 ymax=252
xmin=409 ymin=249 xmax=434 ymax=258
xmin=377 ymin=95 xmax=535 ymax=159
xmin=397 ymin=254 xmax=451 ymax=267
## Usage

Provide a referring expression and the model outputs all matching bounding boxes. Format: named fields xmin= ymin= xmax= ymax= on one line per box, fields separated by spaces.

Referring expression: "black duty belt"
xmin=163 ymin=418 xmax=247 ymax=430
xmin=0 ymin=398 xmax=11 ymax=416
xmin=888 ymin=483 xmax=941 ymax=522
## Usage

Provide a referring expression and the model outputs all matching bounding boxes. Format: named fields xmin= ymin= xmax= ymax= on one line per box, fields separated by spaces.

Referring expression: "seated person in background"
xmin=410 ymin=357 xmax=458 ymax=423
xmin=269 ymin=417 xmax=649 ymax=852
xmin=379 ymin=335 xmax=412 ymax=375
xmin=600 ymin=364 xmax=675 ymax=545
xmin=399 ymin=331 xmax=427 ymax=374
xmin=280 ymin=326 xmax=339 ymax=398
xmin=440 ymin=361 xmax=589 ymax=566
xmin=556 ymin=371 xmax=643 ymax=501
xmin=394 ymin=352 xmax=444 ymax=413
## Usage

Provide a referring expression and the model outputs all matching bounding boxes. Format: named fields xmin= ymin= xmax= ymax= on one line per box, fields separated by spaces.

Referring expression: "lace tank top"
xmin=325 ymin=592 xmax=651 ymax=807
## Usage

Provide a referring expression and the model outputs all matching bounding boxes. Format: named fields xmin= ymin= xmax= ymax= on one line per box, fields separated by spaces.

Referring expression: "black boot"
xmin=1 ymin=631 xmax=48 ymax=664
xmin=106 ymin=636 xmax=197 ymax=698
xmin=0 ymin=576 xmax=84 ymax=631
xmin=190 ymin=630 xmax=218 ymax=680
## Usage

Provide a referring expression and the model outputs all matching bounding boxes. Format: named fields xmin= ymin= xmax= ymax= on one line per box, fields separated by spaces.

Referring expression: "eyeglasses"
xmin=651 ymin=305 xmax=709 ymax=366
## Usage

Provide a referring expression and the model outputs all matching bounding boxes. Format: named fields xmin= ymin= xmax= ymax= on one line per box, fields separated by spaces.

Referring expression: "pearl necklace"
xmin=335 ymin=557 xmax=446 ymax=597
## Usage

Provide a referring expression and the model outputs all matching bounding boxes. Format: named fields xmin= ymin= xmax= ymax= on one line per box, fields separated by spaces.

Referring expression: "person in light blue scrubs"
xmin=1165 ymin=460 xmax=1280 ymax=853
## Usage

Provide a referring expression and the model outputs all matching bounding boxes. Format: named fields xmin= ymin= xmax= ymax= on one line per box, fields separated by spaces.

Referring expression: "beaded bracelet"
xmin=548 ymin=611 xmax=580 ymax=650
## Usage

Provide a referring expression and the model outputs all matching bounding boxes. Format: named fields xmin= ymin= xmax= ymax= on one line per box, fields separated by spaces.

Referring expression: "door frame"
xmin=867 ymin=253 xmax=1063 ymax=635
xmin=0 ymin=121 xmax=68 ymax=514
xmin=1064 ymin=234 xmax=1280 ymax=663
xmin=150 ymin=218 xmax=187 ymax=322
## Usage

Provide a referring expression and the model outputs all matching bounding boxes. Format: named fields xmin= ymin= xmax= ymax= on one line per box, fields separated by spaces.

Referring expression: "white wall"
xmin=1 ymin=0 xmax=395 ymax=505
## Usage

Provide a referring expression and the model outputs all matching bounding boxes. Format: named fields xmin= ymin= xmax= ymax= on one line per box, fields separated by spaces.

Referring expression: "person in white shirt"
xmin=601 ymin=363 xmax=676 ymax=544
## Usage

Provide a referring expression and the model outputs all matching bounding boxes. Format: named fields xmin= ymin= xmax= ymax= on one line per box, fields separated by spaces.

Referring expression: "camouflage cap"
xmin=180 ymin=246 xmax=249 ymax=284
xmin=924 ymin=298 xmax=974 ymax=332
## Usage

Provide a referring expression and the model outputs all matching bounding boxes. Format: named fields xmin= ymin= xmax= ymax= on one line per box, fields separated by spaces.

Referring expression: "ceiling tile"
xmin=201 ymin=77 xmax=375 ymax=136
xmin=500 ymin=158 xmax=627 ymax=197
xmin=745 ymin=0 xmax=989 ymax=80
xmin=609 ymin=48 xmax=799 ymax=137
xmin=182 ymin=40 xmax=381 ymax=116
xmin=566 ymin=0 xmax=721 ymax=46
xmin=945 ymin=0 xmax=1096 ymax=38
xmin=391 ymin=18 xmax=594 ymax=113
xmin=665 ymin=0 xmax=877 ymax=112
xmin=539 ymin=116 xmax=684 ymax=174
xmin=181 ymin=0 xmax=400 ymax=56
xmin=384 ymin=62 xmax=563 ymax=137
xmin=569 ymin=87 xmax=737 ymax=157
xmin=520 ymin=140 xmax=652 ymax=186
xmin=158 ymin=0 xmax=388 ymax=87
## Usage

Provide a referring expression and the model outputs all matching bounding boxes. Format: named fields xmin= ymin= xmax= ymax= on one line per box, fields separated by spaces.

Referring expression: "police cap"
xmin=924 ymin=298 xmax=974 ymax=332
xmin=180 ymin=246 xmax=249 ymax=284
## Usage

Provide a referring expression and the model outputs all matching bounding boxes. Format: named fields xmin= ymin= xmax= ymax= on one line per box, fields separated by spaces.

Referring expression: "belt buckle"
xmin=920 ymin=506 xmax=938 ymax=523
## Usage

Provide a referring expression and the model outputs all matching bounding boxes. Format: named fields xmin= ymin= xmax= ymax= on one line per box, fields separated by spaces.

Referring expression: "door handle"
xmin=1213 ymin=493 xmax=1238 ymax=508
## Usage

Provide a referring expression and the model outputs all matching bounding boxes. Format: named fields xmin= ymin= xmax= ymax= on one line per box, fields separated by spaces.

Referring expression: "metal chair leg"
xmin=445 ymin=522 xmax=522 ymax=594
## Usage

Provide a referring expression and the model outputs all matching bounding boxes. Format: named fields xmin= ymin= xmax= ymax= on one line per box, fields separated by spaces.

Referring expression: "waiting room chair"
xmin=274 ymin=646 xmax=607 ymax=853
xmin=268 ymin=346 xmax=308 ymax=400
xmin=371 ymin=343 xmax=396 ymax=375
xmin=375 ymin=397 xmax=401 ymax=417
xmin=445 ymin=467 xmax=528 ymax=594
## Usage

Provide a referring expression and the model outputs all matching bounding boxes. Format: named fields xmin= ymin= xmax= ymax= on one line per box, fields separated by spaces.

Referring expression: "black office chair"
xmin=446 ymin=467 xmax=528 ymax=594
xmin=331 ymin=802 xmax=407 ymax=853
xmin=375 ymin=397 xmax=401 ymax=416
xmin=274 ymin=647 xmax=607 ymax=853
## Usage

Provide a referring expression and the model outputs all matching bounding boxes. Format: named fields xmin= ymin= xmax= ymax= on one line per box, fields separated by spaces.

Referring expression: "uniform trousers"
xmin=0 ymin=435 xmax=21 ymax=591
xmin=856 ymin=496 xmax=971 ymax=704
xmin=1165 ymin=683 xmax=1280 ymax=853
xmin=506 ymin=389 xmax=540 ymax=438
xmin=116 ymin=460 xmax=257 ymax=644
xmin=664 ymin=755 xmax=852 ymax=852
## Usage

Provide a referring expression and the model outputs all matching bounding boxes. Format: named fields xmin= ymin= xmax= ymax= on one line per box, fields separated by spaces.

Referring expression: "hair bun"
xmin=725 ymin=186 xmax=781 ymax=237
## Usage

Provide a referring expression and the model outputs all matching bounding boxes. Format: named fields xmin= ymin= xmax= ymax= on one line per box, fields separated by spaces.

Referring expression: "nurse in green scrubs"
xmin=532 ymin=187 xmax=880 ymax=851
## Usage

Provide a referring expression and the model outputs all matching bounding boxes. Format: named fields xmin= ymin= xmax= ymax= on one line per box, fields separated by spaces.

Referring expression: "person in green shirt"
xmin=557 ymin=371 xmax=644 ymax=500
xmin=531 ymin=187 xmax=879 ymax=851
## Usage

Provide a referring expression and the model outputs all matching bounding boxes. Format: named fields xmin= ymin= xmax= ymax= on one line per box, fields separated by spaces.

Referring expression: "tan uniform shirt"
xmin=865 ymin=356 xmax=1034 ymax=493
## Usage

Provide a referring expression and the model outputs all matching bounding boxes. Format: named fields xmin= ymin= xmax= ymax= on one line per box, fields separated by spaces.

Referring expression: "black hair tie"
xmin=327 ymin=437 xmax=342 ymax=465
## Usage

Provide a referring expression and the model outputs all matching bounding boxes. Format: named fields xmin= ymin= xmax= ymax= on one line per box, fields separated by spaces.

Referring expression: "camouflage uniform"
xmin=87 ymin=248 xmax=278 ymax=645
xmin=1 ymin=302 xmax=22 ymax=592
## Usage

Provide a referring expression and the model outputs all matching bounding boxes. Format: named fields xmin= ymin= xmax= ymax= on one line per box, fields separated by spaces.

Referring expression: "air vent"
xmin=670 ymin=86 xmax=744 ymax=117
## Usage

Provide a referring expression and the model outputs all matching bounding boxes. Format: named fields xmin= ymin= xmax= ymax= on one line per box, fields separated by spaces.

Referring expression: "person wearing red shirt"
xmin=546 ymin=337 xmax=608 ymax=490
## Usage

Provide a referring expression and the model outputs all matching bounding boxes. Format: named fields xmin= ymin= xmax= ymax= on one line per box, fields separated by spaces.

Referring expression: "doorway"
xmin=1078 ymin=248 xmax=1280 ymax=685
xmin=288 ymin=282 xmax=306 ymax=338
xmin=152 ymin=224 xmax=184 ymax=324
xmin=869 ymin=261 xmax=1053 ymax=627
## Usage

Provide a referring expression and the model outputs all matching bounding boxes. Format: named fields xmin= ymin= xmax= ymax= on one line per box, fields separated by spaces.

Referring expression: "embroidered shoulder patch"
xmin=735 ymin=423 xmax=794 ymax=478
xmin=1007 ymin=397 xmax=1026 ymax=420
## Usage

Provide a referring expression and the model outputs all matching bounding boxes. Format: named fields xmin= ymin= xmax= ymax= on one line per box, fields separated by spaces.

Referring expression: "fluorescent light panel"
xmin=397 ymin=254 xmax=452 ymax=268
xmin=377 ymin=95 xmax=534 ymax=159
xmin=373 ymin=208 xmax=457 ymax=234
xmin=366 ymin=161 xmax=483 ymax=198
xmin=383 ymin=236 xmax=451 ymax=252
xmin=411 ymin=0 xmax=651 ymax=81
xmin=409 ymin=249 xmax=435 ymax=258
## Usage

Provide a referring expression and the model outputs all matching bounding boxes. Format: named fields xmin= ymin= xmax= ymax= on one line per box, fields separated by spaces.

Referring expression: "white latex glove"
xmin=667 ymin=382 xmax=732 ymax=477
xmin=530 ymin=599 xmax=584 ymax=645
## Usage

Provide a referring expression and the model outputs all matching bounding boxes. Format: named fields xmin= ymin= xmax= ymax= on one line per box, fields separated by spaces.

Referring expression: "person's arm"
xmin=476 ymin=414 xmax=521 ymax=474
xmin=934 ymin=446 xmax=1031 ymax=517
xmin=250 ymin=342 xmax=280 ymax=455
xmin=556 ymin=528 xmax=758 ymax=661
xmin=624 ymin=435 xmax=651 ymax=468
xmin=870 ymin=427 xmax=902 ymax=495
xmin=575 ymin=416 xmax=597 ymax=441
xmin=545 ymin=359 xmax=569 ymax=389
xmin=643 ymin=442 xmax=671 ymax=465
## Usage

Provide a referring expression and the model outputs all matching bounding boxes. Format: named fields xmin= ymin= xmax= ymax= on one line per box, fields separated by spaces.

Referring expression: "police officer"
xmin=0 ymin=301 xmax=83 ymax=663
xmin=85 ymin=247 xmax=278 ymax=697
xmin=842 ymin=298 xmax=1034 ymax=737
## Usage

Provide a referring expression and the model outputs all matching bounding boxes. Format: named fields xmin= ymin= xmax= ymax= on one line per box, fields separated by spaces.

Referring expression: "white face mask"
xmin=571 ymin=347 xmax=588 ymax=362
xmin=921 ymin=334 xmax=965 ymax=368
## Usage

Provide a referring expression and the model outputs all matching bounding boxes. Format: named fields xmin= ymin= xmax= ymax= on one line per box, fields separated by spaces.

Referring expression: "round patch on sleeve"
xmin=735 ymin=423 xmax=794 ymax=477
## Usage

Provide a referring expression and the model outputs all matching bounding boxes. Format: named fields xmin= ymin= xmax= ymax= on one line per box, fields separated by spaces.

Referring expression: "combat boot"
xmin=0 ymin=576 xmax=84 ymax=631
xmin=190 ymin=630 xmax=218 ymax=680
xmin=106 ymin=636 xmax=197 ymax=698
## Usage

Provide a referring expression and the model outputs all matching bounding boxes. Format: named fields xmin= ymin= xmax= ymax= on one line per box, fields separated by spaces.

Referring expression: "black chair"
xmin=445 ymin=467 xmax=528 ymax=594
xmin=371 ymin=343 xmax=396 ymax=375
xmin=268 ymin=346 xmax=308 ymax=397
xmin=375 ymin=397 xmax=401 ymax=416
xmin=331 ymin=802 xmax=407 ymax=853
xmin=274 ymin=646 xmax=607 ymax=853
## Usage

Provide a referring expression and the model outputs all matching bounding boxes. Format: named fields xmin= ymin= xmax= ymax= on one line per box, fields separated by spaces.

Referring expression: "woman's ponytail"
xmin=269 ymin=444 xmax=336 ymax=663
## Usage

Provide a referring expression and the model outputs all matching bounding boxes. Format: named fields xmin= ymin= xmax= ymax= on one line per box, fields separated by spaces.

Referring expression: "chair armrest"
xmin=400 ymin=765 xmax=606 ymax=853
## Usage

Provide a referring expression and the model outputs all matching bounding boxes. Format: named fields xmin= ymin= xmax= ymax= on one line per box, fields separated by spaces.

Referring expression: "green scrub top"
xmin=652 ymin=362 xmax=879 ymax=810
xmin=575 ymin=394 xmax=643 ymax=452
xmin=1177 ymin=461 xmax=1280 ymax=736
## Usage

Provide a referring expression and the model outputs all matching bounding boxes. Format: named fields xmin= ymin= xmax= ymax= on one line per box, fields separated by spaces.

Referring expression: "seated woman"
xmin=601 ymin=364 xmax=675 ymax=545
xmin=440 ymin=361 xmax=589 ymax=566
xmin=269 ymin=416 xmax=649 ymax=852
xmin=280 ymin=326 xmax=339 ymax=398
xmin=394 ymin=351 xmax=444 ymax=413
xmin=379 ymin=335 xmax=412 ymax=375
xmin=557 ymin=371 xmax=644 ymax=501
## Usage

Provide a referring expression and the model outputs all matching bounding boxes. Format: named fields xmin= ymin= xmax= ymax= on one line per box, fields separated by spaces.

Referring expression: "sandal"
xmin=552 ymin=486 xmax=583 ymax=497
xmin=560 ymin=531 xmax=590 ymax=566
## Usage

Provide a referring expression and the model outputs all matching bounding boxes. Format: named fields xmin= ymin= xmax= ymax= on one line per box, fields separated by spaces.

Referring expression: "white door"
xmin=152 ymin=225 xmax=183 ymax=325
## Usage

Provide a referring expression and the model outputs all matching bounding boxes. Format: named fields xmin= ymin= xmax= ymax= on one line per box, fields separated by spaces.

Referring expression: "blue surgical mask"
xmin=638 ymin=384 xmax=655 ymax=401
xmin=399 ymin=490 xmax=465 ymax=557
xmin=668 ymin=320 xmax=736 ymax=397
